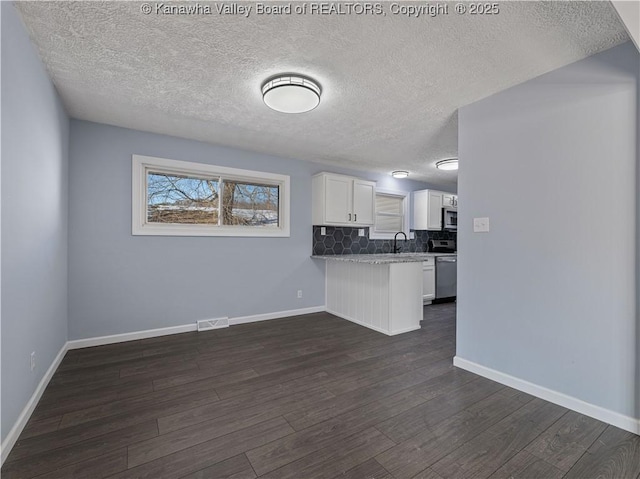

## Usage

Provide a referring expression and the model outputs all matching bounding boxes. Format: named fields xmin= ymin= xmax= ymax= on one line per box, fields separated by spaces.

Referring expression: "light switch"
xmin=358 ymin=229 xmax=365 ymax=237
xmin=473 ymin=217 xmax=490 ymax=233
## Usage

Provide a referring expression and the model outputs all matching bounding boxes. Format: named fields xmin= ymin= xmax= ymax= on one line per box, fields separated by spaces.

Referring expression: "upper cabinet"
xmin=413 ymin=189 xmax=443 ymax=231
xmin=414 ymin=189 xmax=458 ymax=231
xmin=351 ymin=179 xmax=376 ymax=225
xmin=312 ymin=173 xmax=376 ymax=226
xmin=442 ymin=193 xmax=458 ymax=209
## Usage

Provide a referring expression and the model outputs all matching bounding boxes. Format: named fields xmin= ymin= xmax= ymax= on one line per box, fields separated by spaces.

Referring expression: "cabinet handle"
xmin=354 ymin=214 xmax=357 ymax=222
xmin=348 ymin=213 xmax=352 ymax=221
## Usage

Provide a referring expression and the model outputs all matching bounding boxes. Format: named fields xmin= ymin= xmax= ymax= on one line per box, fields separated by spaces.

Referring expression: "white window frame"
xmin=369 ymin=188 xmax=414 ymax=240
xmin=132 ymin=154 xmax=290 ymax=237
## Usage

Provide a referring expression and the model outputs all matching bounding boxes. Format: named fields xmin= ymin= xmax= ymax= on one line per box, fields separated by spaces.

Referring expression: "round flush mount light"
xmin=391 ymin=170 xmax=409 ymax=179
xmin=262 ymin=74 xmax=321 ymax=113
xmin=436 ymin=158 xmax=459 ymax=171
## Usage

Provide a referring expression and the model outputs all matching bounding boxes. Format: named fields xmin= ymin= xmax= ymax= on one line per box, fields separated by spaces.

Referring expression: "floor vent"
xmin=197 ymin=317 xmax=229 ymax=331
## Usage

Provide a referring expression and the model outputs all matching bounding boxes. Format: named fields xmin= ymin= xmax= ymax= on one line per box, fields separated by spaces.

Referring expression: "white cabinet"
xmin=422 ymin=259 xmax=435 ymax=303
xmin=442 ymin=193 xmax=458 ymax=209
xmin=323 ymin=175 xmax=352 ymax=224
xmin=414 ymin=189 xmax=459 ymax=230
xmin=312 ymin=173 xmax=375 ymax=226
xmin=352 ymin=179 xmax=376 ymax=225
xmin=325 ymin=260 xmax=423 ymax=336
xmin=413 ymin=190 xmax=443 ymax=231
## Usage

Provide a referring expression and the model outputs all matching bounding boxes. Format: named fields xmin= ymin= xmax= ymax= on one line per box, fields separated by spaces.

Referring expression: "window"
xmin=369 ymin=189 xmax=412 ymax=240
xmin=132 ymin=155 xmax=290 ymax=236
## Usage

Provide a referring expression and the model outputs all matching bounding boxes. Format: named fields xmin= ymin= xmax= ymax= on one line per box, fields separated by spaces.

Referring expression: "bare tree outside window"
xmin=133 ymin=155 xmax=290 ymax=236
xmin=147 ymin=172 xmax=219 ymax=224
xmin=222 ymin=181 xmax=279 ymax=227
xmin=147 ymin=173 xmax=279 ymax=227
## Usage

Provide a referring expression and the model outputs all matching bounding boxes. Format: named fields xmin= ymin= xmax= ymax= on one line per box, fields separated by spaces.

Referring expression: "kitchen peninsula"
xmin=313 ymin=253 xmax=437 ymax=335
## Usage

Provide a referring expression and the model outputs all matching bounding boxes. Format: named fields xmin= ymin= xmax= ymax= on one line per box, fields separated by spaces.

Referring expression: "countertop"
xmin=311 ymin=252 xmax=457 ymax=264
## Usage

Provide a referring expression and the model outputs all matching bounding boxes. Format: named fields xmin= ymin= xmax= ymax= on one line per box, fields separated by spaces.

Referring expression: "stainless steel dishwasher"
xmin=435 ymin=256 xmax=457 ymax=299
xmin=427 ymin=240 xmax=457 ymax=300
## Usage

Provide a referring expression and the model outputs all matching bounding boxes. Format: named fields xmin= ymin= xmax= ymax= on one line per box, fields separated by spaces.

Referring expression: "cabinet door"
xmin=413 ymin=190 xmax=429 ymax=230
xmin=352 ymin=180 xmax=375 ymax=225
xmin=427 ymin=191 xmax=443 ymax=230
xmin=324 ymin=175 xmax=352 ymax=224
xmin=423 ymin=264 xmax=435 ymax=302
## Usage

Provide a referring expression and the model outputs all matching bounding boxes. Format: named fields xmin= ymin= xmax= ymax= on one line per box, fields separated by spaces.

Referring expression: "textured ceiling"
xmin=15 ymin=1 xmax=628 ymax=188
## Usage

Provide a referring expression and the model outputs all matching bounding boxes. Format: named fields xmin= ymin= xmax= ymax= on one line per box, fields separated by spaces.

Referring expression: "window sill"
xmin=132 ymin=223 xmax=290 ymax=237
xmin=368 ymin=231 xmax=415 ymax=241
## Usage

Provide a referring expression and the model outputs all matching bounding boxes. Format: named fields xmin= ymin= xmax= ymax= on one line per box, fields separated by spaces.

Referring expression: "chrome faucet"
xmin=393 ymin=231 xmax=407 ymax=253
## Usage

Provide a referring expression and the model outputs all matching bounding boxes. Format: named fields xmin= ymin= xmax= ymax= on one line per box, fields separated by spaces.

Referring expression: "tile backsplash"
xmin=312 ymin=226 xmax=456 ymax=255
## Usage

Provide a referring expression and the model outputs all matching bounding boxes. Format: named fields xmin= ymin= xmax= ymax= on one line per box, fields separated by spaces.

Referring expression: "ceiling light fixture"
xmin=262 ymin=74 xmax=321 ymax=114
xmin=436 ymin=158 xmax=458 ymax=171
xmin=391 ymin=170 xmax=409 ymax=179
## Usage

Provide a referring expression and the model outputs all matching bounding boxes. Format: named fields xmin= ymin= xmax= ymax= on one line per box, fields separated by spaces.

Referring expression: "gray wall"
xmin=457 ymin=42 xmax=639 ymax=419
xmin=68 ymin=120 xmax=433 ymax=340
xmin=1 ymin=2 xmax=69 ymax=442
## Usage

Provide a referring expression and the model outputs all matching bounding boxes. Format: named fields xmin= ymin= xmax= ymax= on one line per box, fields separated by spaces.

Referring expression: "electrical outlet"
xmin=297 ymin=290 xmax=303 ymax=299
xmin=320 ymin=227 xmax=326 ymax=235
xmin=30 ymin=352 xmax=36 ymax=371
xmin=358 ymin=229 xmax=365 ymax=237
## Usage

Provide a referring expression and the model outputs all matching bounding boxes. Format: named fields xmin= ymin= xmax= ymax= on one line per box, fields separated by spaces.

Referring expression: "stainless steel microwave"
xmin=443 ymin=208 xmax=457 ymax=230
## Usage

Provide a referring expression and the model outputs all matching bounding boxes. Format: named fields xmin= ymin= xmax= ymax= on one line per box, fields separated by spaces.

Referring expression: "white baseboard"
xmin=67 ymin=307 xmax=328 ymax=349
xmin=328 ymin=309 xmax=390 ymax=335
xmin=229 ymin=306 xmax=326 ymax=326
xmin=67 ymin=323 xmax=198 ymax=350
xmin=1 ymin=306 xmax=328 ymax=465
xmin=1 ymin=342 xmax=68 ymax=466
xmin=453 ymin=356 xmax=640 ymax=435
xmin=326 ymin=309 xmax=420 ymax=336
xmin=390 ymin=325 xmax=422 ymax=335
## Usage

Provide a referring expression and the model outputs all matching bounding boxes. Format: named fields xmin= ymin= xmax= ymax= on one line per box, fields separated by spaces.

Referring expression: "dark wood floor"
xmin=3 ymin=303 xmax=640 ymax=478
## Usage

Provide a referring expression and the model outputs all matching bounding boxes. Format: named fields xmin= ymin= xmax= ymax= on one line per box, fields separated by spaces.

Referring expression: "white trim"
xmin=67 ymin=323 xmax=198 ymax=350
xmin=132 ymin=154 xmax=290 ymax=237
xmin=453 ymin=356 xmax=640 ymax=435
xmin=370 ymin=230 xmax=416 ymax=240
xmin=387 ymin=324 xmax=422 ymax=335
xmin=66 ymin=307 xmax=328 ymax=349
xmin=0 ymin=306 xmax=328 ymax=463
xmin=1 ymin=343 xmax=68 ymax=466
xmin=229 ymin=306 xmax=326 ymax=326
xmin=327 ymin=308 xmax=421 ymax=336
